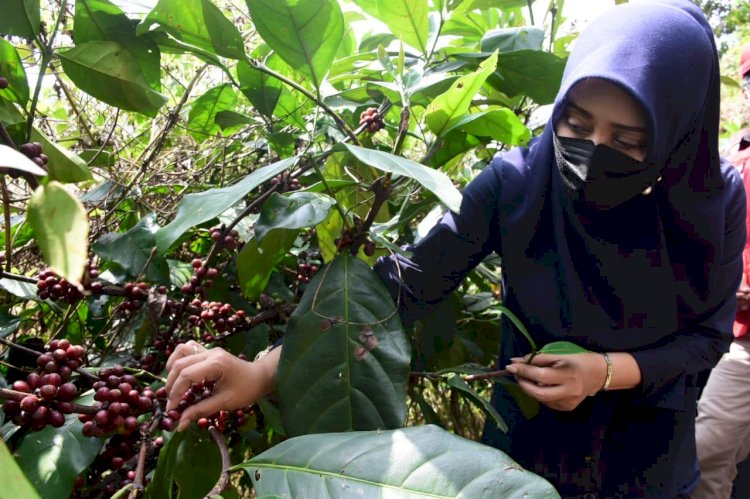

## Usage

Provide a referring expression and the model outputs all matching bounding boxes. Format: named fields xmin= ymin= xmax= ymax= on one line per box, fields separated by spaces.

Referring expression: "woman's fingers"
xmin=165 ymin=358 xmax=223 ymax=412
xmin=506 ymin=362 xmax=564 ymax=386
xmin=164 ymin=351 xmax=209 ymax=397
xmin=177 ymin=392 xmax=231 ymax=432
xmin=165 ymin=340 xmax=205 ymax=371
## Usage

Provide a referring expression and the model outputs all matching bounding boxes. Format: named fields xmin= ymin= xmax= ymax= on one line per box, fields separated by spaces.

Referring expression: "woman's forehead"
xmin=565 ymin=79 xmax=647 ymax=129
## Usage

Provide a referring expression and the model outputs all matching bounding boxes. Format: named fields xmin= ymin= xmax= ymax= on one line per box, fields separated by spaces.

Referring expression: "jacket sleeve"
xmin=373 ymin=164 xmax=502 ymax=325
xmin=630 ymin=166 xmax=746 ymax=398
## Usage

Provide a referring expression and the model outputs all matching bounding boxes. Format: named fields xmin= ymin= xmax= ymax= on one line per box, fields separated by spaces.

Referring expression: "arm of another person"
xmin=163 ymin=164 xmax=505 ymax=429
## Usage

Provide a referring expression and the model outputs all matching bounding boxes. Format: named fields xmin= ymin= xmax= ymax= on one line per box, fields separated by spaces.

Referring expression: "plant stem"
xmin=26 ymin=0 xmax=68 ymax=141
xmin=0 ymin=336 xmax=43 ymax=356
xmin=248 ymin=59 xmax=360 ymax=145
xmin=463 ymin=369 xmax=511 ymax=382
xmin=1 ymin=178 xmax=12 ymax=271
xmin=0 ymin=270 xmax=37 ymax=284
xmin=207 ymin=426 xmax=232 ymax=496
xmin=0 ymin=387 xmax=99 ymax=414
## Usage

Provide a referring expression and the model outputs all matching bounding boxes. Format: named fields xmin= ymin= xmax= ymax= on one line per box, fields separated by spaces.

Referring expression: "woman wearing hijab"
xmin=163 ymin=1 xmax=744 ymax=496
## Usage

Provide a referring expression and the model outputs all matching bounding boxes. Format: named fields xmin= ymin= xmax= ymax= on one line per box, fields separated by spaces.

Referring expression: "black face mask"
xmin=553 ymin=134 xmax=661 ymax=210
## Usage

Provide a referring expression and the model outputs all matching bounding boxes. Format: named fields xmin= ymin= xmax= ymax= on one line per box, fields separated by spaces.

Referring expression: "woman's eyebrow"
xmin=567 ymin=101 xmax=646 ymax=133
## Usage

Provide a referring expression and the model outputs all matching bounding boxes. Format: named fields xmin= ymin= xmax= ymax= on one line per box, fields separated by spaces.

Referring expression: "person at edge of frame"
xmin=693 ymin=40 xmax=750 ymax=499
xmin=162 ymin=1 xmax=745 ymax=497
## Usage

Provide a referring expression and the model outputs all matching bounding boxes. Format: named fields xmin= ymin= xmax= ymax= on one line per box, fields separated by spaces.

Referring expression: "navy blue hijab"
xmin=498 ymin=0 xmax=735 ymax=352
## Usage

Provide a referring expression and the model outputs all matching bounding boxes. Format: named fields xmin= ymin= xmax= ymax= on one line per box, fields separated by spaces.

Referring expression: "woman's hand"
xmin=164 ymin=340 xmax=281 ymax=431
xmin=505 ymin=353 xmax=607 ymax=411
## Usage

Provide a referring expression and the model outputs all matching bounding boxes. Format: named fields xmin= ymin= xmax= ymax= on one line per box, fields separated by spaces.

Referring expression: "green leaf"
xmin=0 ymin=277 xmax=37 ymax=299
xmin=187 ymin=84 xmax=238 ymax=139
xmin=337 ymin=144 xmax=462 ymax=213
xmin=490 ymin=50 xmax=566 ymax=105
xmin=137 ymin=0 xmax=245 ymax=59
xmin=92 ymin=213 xmax=170 ymax=283
xmin=156 ymin=156 xmax=298 ymax=253
xmin=16 ymin=411 xmax=104 ymax=499
xmin=0 ymin=439 xmax=41 ymax=499
xmin=353 ymin=0 xmax=430 ymax=54
xmin=445 ymin=109 xmax=530 ymax=146
xmin=215 ymin=110 xmax=254 ymax=130
xmin=236 ymin=60 xmax=282 ymax=118
xmin=0 ymin=312 xmax=22 ymax=338
xmin=428 ymin=129 xmax=482 ymax=168
xmin=236 ymin=228 xmax=297 ymax=302
xmin=58 ymin=41 xmax=167 ymax=117
xmin=0 ymin=97 xmax=25 ymax=125
xmin=445 ymin=373 xmax=507 ymax=432
xmin=255 ymin=192 xmax=335 ymax=241
xmin=27 ymin=182 xmax=89 ymax=284
xmin=426 ymin=51 xmax=498 ymax=136
xmin=74 ymin=0 xmax=163 ymax=90
xmin=277 ymin=252 xmax=411 ymax=436
xmin=30 ymin=128 xmax=93 ymax=183
xmin=538 ymin=340 xmax=590 ymax=355
xmin=480 ymin=27 xmax=545 ymax=53
xmin=0 ymin=0 xmax=40 ymax=39
xmin=0 ymin=38 xmax=30 ymax=105
xmin=241 ymin=425 xmax=560 ymax=497
xmin=245 ymin=0 xmax=345 ymax=89
xmin=0 ymin=145 xmax=48 ymax=176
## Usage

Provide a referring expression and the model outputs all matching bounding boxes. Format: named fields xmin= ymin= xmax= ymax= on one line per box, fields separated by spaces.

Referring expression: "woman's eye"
xmin=566 ymin=119 xmax=588 ymax=134
xmin=614 ymin=139 xmax=647 ymax=151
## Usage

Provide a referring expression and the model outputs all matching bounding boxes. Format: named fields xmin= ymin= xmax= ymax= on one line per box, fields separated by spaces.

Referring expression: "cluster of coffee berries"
xmin=19 ymin=142 xmax=48 ymax=169
xmin=120 ymin=281 xmax=150 ymax=312
xmin=180 ymin=258 xmax=220 ymax=297
xmin=198 ymin=405 xmax=254 ymax=433
xmin=210 ymin=225 xmax=241 ymax=251
xmin=0 ymin=76 xmax=8 ymax=89
xmin=270 ymin=171 xmax=301 ymax=192
xmin=3 ymin=373 xmax=78 ymax=431
xmin=36 ymin=338 xmax=86 ymax=380
xmin=37 ymin=269 xmax=84 ymax=303
xmin=79 ymin=366 xmax=155 ymax=438
xmin=155 ymin=379 xmax=215 ymax=431
xmin=295 ymin=262 xmax=319 ymax=284
xmin=359 ymin=107 xmax=385 ymax=132
xmin=186 ymin=300 xmax=249 ymax=341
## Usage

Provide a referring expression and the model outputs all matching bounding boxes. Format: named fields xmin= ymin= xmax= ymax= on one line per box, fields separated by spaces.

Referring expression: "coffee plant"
xmin=0 ymin=0 xmax=612 ymax=497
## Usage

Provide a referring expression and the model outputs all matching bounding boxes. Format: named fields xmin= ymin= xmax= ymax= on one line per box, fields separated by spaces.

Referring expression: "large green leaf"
xmin=480 ymin=27 xmax=545 ymax=53
xmin=0 ymin=0 xmax=40 ymax=39
xmin=255 ymin=192 xmax=335 ymax=241
xmin=156 ymin=156 xmax=298 ymax=253
xmin=145 ymin=427 xmax=221 ymax=499
xmin=353 ymin=0 xmax=430 ymax=54
xmin=245 ymin=0 xmax=344 ymax=89
xmin=444 ymin=108 xmax=530 ymax=146
xmin=0 ymin=38 xmax=30 ymax=105
xmin=187 ymin=84 xmax=238 ymax=139
xmin=277 ymin=252 xmax=411 ymax=436
xmin=92 ymin=213 xmax=170 ymax=283
xmin=236 ymin=227 xmax=298 ymax=302
xmin=241 ymin=425 xmax=560 ymax=498
xmin=490 ymin=49 xmax=566 ymax=105
xmin=0 ymin=440 xmax=40 ymax=499
xmin=337 ymin=144 xmax=462 ymax=213
xmin=236 ymin=60 xmax=282 ymax=118
xmin=0 ymin=145 xmax=47 ymax=176
xmin=30 ymin=128 xmax=93 ymax=183
xmin=57 ymin=41 xmax=167 ymax=117
xmin=27 ymin=182 xmax=89 ymax=284
xmin=137 ymin=0 xmax=245 ymax=59
xmin=16 ymin=409 xmax=104 ymax=499
xmin=74 ymin=0 xmax=162 ymax=90
xmin=426 ymin=51 xmax=498 ymax=136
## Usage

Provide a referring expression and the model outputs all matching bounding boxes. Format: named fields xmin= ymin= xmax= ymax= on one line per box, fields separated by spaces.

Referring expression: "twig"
xmin=0 ymin=387 xmax=99 ymax=414
xmin=0 ymin=336 xmax=43 ymax=356
xmin=1 ymin=177 xmax=12 ymax=271
xmin=0 ymin=270 xmax=37 ymax=284
xmin=248 ymin=59 xmax=360 ymax=145
xmin=206 ymin=426 xmax=232 ymax=497
xmin=128 ymin=409 xmax=163 ymax=499
xmin=463 ymin=369 xmax=511 ymax=382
